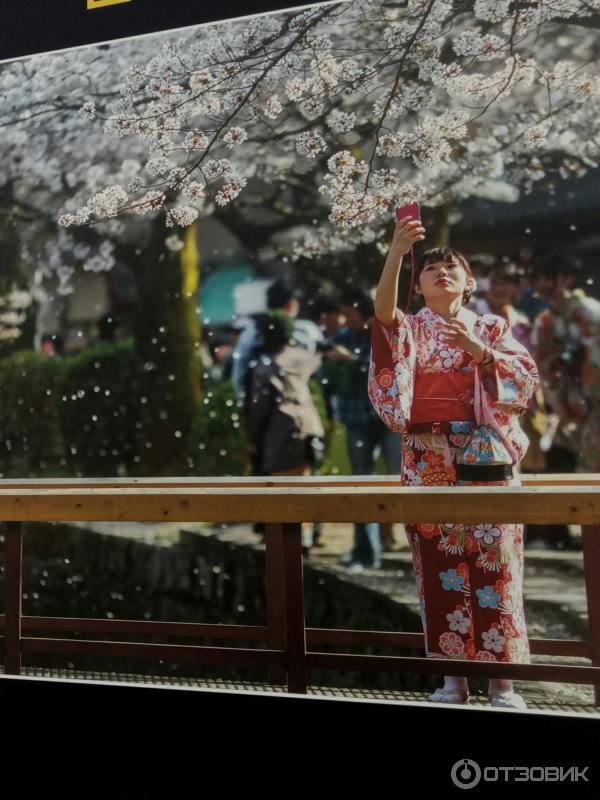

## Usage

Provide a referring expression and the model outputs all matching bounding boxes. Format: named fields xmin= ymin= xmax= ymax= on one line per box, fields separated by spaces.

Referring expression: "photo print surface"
xmin=0 ymin=0 xmax=599 ymax=480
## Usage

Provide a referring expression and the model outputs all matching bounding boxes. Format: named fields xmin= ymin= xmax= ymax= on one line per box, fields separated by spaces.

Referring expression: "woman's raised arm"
xmin=374 ymin=217 xmax=425 ymax=327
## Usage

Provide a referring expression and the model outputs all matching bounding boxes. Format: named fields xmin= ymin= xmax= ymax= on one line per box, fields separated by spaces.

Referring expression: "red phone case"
xmin=395 ymin=202 xmax=421 ymax=315
xmin=396 ymin=202 xmax=421 ymax=222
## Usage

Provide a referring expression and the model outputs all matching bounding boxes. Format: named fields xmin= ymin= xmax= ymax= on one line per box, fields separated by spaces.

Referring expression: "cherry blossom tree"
xmin=2 ymin=0 xmax=600 ymax=474
xmin=56 ymin=0 xmax=600 ymax=263
xmin=0 ymin=44 xmax=204 ymax=472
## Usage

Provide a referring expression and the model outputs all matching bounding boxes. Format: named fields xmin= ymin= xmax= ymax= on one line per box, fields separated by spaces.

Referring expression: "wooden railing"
xmin=0 ymin=475 xmax=599 ymax=704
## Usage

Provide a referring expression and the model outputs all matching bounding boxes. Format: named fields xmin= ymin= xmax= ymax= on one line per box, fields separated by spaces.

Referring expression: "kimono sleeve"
xmin=476 ymin=315 xmax=539 ymax=415
xmin=368 ymin=314 xmax=416 ymax=434
xmin=474 ymin=315 xmax=539 ymax=465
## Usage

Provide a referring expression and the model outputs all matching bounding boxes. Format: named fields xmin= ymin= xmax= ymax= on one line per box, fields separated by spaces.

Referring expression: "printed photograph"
xmin=1 ymin=0 xmax=599 ymax=714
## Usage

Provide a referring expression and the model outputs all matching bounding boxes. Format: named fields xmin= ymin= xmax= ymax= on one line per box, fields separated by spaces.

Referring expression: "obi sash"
xmin=410 ymin=370 xmax=475 ymax=425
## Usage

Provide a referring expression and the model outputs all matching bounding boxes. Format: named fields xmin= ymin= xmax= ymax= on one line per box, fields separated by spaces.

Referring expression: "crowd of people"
xmin=35 ymin=231 xmax=597 ymax=710
xmin=208 ymin=250 xmax=599 ymax=566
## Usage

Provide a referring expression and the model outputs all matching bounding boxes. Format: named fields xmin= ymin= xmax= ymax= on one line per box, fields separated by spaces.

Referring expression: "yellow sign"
xmin=87 ymin=0 xmax=132 ymax=9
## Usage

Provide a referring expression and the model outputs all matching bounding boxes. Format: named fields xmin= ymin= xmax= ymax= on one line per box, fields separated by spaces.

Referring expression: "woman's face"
xmin=417 ymin=258 xmax=471 ymax=303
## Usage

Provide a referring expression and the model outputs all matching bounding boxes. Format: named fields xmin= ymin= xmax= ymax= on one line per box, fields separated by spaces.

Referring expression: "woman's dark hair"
xmin=416 ymin=247 xmax=475 ymax=305
xmin=339 ymin=288 xmax=374 ymax=320
xmin=254 ymin=311 xmax=294 ymax=355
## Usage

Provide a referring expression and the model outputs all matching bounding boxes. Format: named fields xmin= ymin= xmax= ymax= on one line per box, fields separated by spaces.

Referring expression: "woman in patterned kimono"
xmin=368 ymin=217 xmax=539 ymax=708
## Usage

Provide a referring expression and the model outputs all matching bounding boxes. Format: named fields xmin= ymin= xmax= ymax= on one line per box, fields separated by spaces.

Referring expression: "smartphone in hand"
xmin=396 ymin=202 xmax=421 ymax=223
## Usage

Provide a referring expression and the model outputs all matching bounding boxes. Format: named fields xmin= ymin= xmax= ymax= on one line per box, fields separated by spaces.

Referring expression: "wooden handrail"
xmin=0 ymin=474 xmax=597 ymax=486
xmin=0 ymin=483 xmax=598 ymax=523
xmin=1 ymin=477 xmax=599 ymax=706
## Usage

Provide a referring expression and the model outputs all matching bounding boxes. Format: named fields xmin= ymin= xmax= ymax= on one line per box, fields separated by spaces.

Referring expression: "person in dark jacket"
xmin=245 ymin=312 xmax=324 ymax=552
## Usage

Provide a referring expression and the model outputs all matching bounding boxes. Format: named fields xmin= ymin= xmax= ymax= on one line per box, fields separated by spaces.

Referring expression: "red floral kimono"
xmin=368 ymin=306 xmax=539 ymax=663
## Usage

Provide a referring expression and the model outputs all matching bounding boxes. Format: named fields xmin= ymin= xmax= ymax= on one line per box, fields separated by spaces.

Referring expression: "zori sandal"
xmin=489 ymin=691 xmax=527 ymax=709
xmin=428 ymin=687 xmax=469 ymax=704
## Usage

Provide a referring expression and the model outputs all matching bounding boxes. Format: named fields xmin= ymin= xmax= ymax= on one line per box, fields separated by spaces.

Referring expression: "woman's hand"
xmin=374 ymin=216 xmax=425 ymax=327
xmin=390 ymin=217 xmax=426 ymax=256
xmin=440 ymin=319 xmax=486 ymax=363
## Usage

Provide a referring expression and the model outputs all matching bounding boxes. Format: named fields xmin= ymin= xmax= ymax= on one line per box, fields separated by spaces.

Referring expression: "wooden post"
xmin=581 ymin=524 xmax=600 ymax=706
xmin=4 ymin=521 xmax=23 ymax=675
xmin=265 ymin=523 xmax=286 ymax=685
xmin=282 ymin=522 xmax=307 ymax=693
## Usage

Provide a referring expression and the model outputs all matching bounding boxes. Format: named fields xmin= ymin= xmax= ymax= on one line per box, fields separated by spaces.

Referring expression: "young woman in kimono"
xmin=368 ymin=217 xmax=539 ymax=708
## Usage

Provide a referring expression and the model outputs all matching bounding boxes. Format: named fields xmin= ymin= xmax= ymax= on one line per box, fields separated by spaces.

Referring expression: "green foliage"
xmin=0 ymin=350 xmax=66 ymax=475
xmin=308 ymin=375 xmax=353 ymax=476
xmin=0 ymin=341 xmax=355 ymax=480
xmin=189 ymin=380 xmax=249 ymax=476
xmin=59 ymin=339 xmax=143 ymax=476
xmin=0 ymin=345 xmax=355 ymax=478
